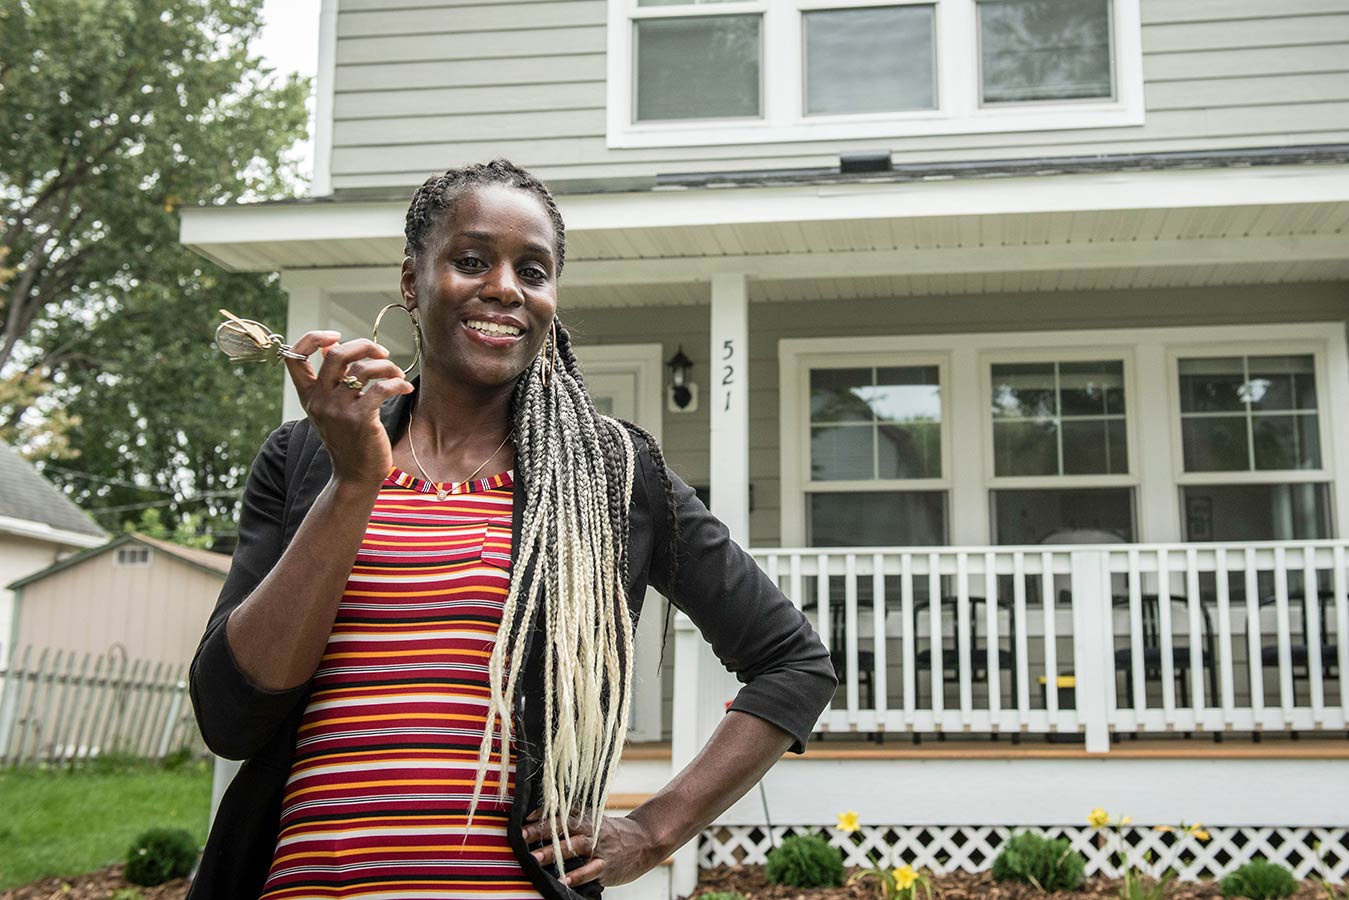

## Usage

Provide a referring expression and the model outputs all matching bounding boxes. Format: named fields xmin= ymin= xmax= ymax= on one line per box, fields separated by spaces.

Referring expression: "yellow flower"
xmin=1194 ymin=830 xmax=1210 ymax=841
xmin=1088 ymin=808 xmax=1111 ymax=828
xmin=1153 ymin=825 xmax=1176 ymax=833
xmin=837 ymin=811 xmax=861 ymax=833
xmin=1120 ymin=816 xmax=1132 ymax=826
xmin=893 ymin=866 xmax=919 ymax=891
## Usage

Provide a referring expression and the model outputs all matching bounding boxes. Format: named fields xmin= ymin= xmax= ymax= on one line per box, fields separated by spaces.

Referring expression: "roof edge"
xmin=7 ymin=532 xmax=230 ymax=591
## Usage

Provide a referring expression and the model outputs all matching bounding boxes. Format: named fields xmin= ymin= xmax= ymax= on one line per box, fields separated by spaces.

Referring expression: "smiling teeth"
xmin=467 ymin=320 xmax=521 ymax=336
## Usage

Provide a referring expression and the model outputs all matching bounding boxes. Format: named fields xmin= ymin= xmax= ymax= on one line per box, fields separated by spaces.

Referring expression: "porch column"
xmin=279 ymin=273 xmax=331 ymax=422
xmin=670 ymin=272 xmax=751 ymax=897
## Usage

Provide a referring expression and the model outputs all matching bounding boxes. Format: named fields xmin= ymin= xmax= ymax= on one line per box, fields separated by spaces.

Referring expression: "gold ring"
xmin=341 ymin=375 xmax=364 ymax=392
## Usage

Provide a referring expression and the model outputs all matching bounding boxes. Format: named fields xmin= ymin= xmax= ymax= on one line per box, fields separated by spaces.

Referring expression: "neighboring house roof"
xmin=0 ymin=443 xmax=105 ymax=544
xmin=7 ymin=532 xmax=231 ymax=591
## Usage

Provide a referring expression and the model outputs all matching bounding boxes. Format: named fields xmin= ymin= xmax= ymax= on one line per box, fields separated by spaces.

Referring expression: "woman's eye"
xmin=520 ymin=265 xmax=548 ymax=281
xmin=455 ymin=256 xmax=486 ymax=271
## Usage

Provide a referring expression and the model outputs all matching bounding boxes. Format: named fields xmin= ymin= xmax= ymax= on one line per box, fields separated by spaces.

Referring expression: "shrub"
xmin=697 ymin=892 xmax=747 ymax=900
xmin=765 ymin=833 xmax=845 ymax=888
xmin=991 ymin=832 xmax=1086 ymax=892
xmin=124 ymin=827 xmax=198 ymax=886
xmin=1220 ymin=860 xmax=1298 ymax=900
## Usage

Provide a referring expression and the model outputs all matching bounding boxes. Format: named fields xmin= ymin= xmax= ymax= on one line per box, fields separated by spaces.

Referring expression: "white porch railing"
xmin=748 ymin=541 xmax=1349 ymax=750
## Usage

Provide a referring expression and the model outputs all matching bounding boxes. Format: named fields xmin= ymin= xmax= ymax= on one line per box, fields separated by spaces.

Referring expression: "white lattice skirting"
xmin=700 ymin=825 xmax=1349 ymax=884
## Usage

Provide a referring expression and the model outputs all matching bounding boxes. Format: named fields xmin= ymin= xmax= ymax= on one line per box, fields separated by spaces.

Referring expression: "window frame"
xmin=606 ymin=0 xmax=1144 ymax=148
xmin=980 ymin=347 xmax=1140 ymax=490
xmin=799 ymin=352 xmax=953 ymax=546
xmin=980 ymin=347 xmax=1140 ymax=544
xmin=779 ymin=324 xmax=1349 ymax=549
xmin=1166 ymin=341 xmax=1335 ymax=489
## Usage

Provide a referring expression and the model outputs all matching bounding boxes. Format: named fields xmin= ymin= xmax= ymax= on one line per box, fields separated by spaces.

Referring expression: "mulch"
xmin=0 ymin=867 xmax=189 ymax=900
xmin=696 ymin=864 xmax=1335 ymax=900
xmin=3 ymin=864 xmax=1336 ymax=900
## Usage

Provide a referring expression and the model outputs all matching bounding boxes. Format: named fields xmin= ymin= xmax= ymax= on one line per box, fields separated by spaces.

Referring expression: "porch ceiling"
xmin=181 ymin=165 xmax=1349 ymax=306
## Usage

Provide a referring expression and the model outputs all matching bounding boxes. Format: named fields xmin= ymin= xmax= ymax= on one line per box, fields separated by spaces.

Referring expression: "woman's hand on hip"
xmin=283 ymin=331 xmax=414 ymax=487
xmin=524 ymin=809 xmax=663 ymax=888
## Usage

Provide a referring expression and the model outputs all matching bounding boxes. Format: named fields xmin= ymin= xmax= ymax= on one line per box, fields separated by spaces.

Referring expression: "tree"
xmin=0 ymin=0 xmax=310 ymax=545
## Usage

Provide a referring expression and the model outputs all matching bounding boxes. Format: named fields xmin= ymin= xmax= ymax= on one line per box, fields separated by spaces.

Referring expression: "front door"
xmin=577 ymin=345 xmax=666 ymax=743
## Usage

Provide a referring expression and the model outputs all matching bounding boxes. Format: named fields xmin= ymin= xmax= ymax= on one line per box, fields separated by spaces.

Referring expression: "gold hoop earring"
xmin=541 ymin=319 xmax=558 ymax=388
xmin=372 ymin=303 xmax=422 ymax=377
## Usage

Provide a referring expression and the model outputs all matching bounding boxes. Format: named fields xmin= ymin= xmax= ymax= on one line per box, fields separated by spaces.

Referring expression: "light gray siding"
xmin=329 ymin=0 xmax=1349 ymax=190
xmin=568 ymin=281 xmax=1349 ymax=549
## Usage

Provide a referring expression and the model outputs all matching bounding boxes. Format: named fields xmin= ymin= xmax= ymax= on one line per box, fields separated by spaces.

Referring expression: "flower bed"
xmin=696 ymin=865 xmax=1334 ymax=900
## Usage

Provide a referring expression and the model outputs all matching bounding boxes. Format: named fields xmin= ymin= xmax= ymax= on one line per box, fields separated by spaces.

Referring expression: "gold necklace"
xmin=406 ymin=405 xmax=513 ymax=501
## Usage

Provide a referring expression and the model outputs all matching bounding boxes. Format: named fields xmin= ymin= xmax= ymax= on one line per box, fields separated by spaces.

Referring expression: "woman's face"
xmin=401 ymin=184 xmax=559 ymax=391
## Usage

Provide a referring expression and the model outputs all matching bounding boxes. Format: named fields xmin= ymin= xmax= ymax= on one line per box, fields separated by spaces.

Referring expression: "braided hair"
xmin=402 ymin=159 xmax=678 ymax=868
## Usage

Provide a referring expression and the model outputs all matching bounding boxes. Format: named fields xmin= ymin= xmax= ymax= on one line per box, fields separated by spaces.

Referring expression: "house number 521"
xmin=721 ymin=339 xmax=735 ymax=412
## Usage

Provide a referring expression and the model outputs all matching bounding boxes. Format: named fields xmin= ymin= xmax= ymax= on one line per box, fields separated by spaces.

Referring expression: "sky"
xmin=253 ymin=0 xmax=323 ymax=181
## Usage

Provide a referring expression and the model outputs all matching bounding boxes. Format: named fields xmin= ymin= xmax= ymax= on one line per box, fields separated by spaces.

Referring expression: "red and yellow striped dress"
xmin=260 ymin=466 xmax=542 ymax=900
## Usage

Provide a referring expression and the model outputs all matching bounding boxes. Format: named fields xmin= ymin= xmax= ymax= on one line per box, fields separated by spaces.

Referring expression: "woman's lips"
xmin=462 ymin=320 xmax=525 ymax=348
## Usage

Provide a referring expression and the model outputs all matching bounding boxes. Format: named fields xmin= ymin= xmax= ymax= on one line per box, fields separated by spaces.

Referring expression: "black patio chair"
xmin=1111 ymin=593 xmax=1219 ymax=708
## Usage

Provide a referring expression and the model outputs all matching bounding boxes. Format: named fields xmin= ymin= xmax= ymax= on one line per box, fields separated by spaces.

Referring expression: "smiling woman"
xmin=188 ymin=160 xmax=837 ymax=900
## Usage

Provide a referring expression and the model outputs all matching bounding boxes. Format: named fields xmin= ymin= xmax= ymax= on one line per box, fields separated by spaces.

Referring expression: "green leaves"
xmin=1 ymin=0 xmax=309 ymax=545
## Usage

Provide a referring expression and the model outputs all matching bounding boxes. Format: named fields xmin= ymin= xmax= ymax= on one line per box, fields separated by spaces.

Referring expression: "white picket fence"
xmin=0 ymin=646 xmax=202 ymax=766
xmin=751 ymin=540 xmax=1349 ymax=749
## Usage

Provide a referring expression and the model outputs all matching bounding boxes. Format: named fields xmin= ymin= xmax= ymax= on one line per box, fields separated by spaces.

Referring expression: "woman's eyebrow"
xmin=458 ymin=229 xmax=554 ymax=258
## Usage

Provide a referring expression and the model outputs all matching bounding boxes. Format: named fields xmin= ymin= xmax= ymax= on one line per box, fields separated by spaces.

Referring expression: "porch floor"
xmin=622 ymin=735 xmax=1349 ymax=761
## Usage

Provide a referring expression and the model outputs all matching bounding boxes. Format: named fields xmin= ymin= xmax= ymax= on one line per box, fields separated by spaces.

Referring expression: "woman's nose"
xmin=481 ymin=264 xmax=524 ymax=305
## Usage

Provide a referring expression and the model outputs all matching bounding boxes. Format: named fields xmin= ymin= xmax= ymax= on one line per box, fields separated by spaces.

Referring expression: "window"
xmin=991 ymin=360 xmax=1127 ymax=477
xmin=115 ymin=547 xmax=151 ymax=567
xmin=978 ymin=0 xmax=1113 ymax=104
xmin=1178 ymin=355 xmax=1321 ymax=473
xmin=804 ymin=6 xmax=935 ymax=116
xmin=988 ymin=357 xmax=1135 ymax=544
xmin=635 ymin=1 xmax=761 ymax=121
xmin=608 ymin=0 xmax=1142 ymax=147
xmin=1176 ymin=353 xmax=1331 ymax=541
xmin=806 ymin=362 xmax=947 ymax=546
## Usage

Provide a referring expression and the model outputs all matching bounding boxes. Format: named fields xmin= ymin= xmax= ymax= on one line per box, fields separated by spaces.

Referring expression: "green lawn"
xmin=0 ymin=760 xmax=213 ymax=890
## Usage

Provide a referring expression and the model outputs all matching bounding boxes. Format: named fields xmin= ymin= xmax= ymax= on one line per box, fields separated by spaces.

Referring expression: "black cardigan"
xmin=187 ymin=388 xmax=836 ymax=900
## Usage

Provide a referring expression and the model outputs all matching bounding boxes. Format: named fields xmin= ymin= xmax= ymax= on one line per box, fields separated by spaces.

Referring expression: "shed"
xmin=7 ymin=533 xmax=229 ymax=668
xmin=0 ymin=444 xmax=105 ymax=664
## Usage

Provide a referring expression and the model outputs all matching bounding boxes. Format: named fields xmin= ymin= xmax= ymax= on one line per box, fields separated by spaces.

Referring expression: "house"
xmin=0 ymin=443 xmax=105 ymax=667
xmin=179 ymin=0 xmax=1349 ymax=895
xmin=6 ymin=532 xmax=230 ymax=668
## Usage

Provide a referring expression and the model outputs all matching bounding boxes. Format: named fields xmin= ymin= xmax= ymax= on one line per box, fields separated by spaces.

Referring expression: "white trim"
xmin=179 ymin=165 xmax=1349 ymax=275
xmin=0 ymin=516 xmax=105 ymax=549
xmin=310 ymin=0 xmax=339 ymax=198
xmin=606 ymin=0 xmax=1143 ymax=148
xmin=575 ymin=343 xmax=665 ymax=443
xmin=779 ymin=322 xmax=1349 ymax=548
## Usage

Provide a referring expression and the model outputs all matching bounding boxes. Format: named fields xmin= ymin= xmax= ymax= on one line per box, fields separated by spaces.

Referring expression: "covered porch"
xmin=183 ymin=159 xmax=1349 ymax=895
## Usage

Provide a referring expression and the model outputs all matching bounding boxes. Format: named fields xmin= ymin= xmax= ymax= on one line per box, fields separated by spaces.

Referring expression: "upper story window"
xmin=978 ymin=0 xmax=1112 ymax=104
xmin=607 ymin=0 xmax=1142 ymax=148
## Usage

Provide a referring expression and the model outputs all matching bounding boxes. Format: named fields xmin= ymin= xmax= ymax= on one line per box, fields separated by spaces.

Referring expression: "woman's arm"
xmin=526 ymin=446 xmax=837 ymax=885
xmin=190 ymin=332 xmax=412 ymax=759
xmin=527 ymin=710 xmax=792 ymax=886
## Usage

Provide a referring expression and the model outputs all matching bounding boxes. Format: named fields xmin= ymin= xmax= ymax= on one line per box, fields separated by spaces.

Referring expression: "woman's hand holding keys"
xmin=282 ymin=331 xmax=415 ymax=488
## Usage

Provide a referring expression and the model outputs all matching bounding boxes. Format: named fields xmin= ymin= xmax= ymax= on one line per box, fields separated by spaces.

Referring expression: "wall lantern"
xmin=666 ymin=345 xmax=698 ymax=413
